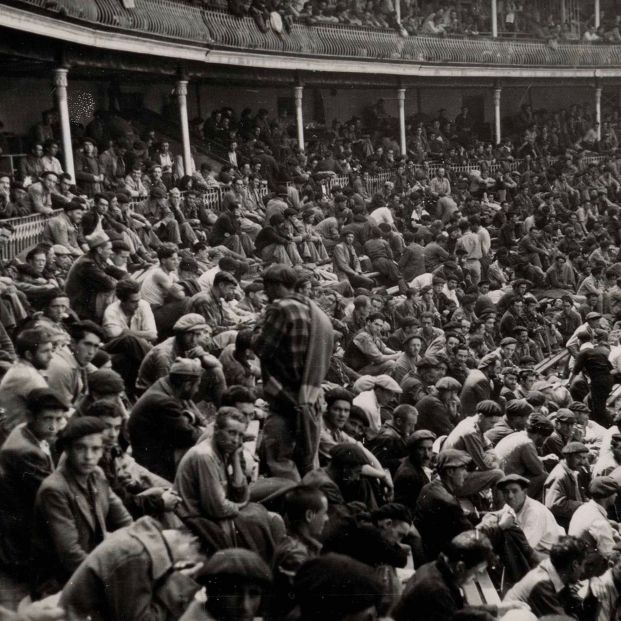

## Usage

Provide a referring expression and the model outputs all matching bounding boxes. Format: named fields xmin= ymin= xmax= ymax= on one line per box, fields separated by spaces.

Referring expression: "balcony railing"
xmin=10 ymin=0 xmax=621 ymax=67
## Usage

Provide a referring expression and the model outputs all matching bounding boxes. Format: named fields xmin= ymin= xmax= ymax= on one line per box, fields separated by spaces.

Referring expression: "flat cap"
xmin=436 ymin=376 xmax=462 ymax=391
xmin=331 ymin=443 xmax=368 ymax=467
xmin=478 ymin=352 xmax=500 ymax=370
xmin=198 ymin=548 xmax=272 ymax=587
xmin=57 ymin=416 xmax=106 ymax=452
xmin=169 ymin=358 xmax=202 ymax=377
xmin=26 ymin=387 xmax=69 ymax=413
xmin=589 ymin=476 xmax=619 ymax=499
xmin=527 ymin=413 xmax=554 ymax=434
xmin=86 ymin=231 xmax=110 ymax=250
xmin=513 ymin=325 xmax=529 ymax=334
xmin=586 ymin=311 xmax=602 ymax=321
xmin=406 ymin=429 xmax=436 ymax=447
xmin=172 ymin=313 xmax=209 ymax=334
xmin=263 ymin=264 xmax=298 ymax=287
xmin=52 ymin=244 xmax=71 ymax=256
xmin=569 ymin=401 xmax=590 ymax=414
xmin=416 ymin=355 xmax=440 ymax=369
xmin=506 ymin=399 xmax=534 ymax=418
xmin=87 ymin=368 xmax=125 ymax=395
xmin=555 ymin=409 xmax=576 ymax=423
xmin=497 ymin=474 xmax=530 ymax=490
xmin=562 ymin=441 xmax=589 ymax=455
xmin=500 ymin=337 xmax=517 ymax=346
xmin=437 ymin=449 xmax=471 ymax=471
xmin=373 ymin=374 xmax=402 ymax=393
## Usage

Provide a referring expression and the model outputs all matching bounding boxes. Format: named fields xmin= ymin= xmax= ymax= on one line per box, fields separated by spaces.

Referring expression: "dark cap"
xmin=416 ymin=355 xmax=440 ymax=369
xmin=150 ymin=187 xmax=167 ymax=199
xmin=589 ymin=476 xmax=619 ymax=498
xmin=330 ymin=443 xmax=368 ymax=467
xmin=500 ymin=337 xmax=517 ymax=346
xmin=586 ymin=311 xmax=602 ymax=321
xmin=562 ymin=441 xmax=589 ymax=455
xmin=26 ymin=388 xmax=69 ymax=414
xmin=497 ymin=474 xmax=530 ymax=490
xmin=437 ymin=449 xmax=471 ymax=471
xmin=263 ymin=264 xmax=298 ymax=287
xmin=506 ymin=399 xmax=534 ymax=418
xmin=568 ymin=401 xmax=590 ymax=415
xmin=527 ymin=413 xmax=554 ymax=434
xmin=555 ymin=409 xmax=576 ymax=424
xmin=87 ymin=368 xmax=125 ymax=395
xmin=57 ymin=416 xmax=106 ymax=452
xmin=198 ymin=548 xmax=272 ymax=587
xmin=406 ymin=429 xmax=437 ymax=448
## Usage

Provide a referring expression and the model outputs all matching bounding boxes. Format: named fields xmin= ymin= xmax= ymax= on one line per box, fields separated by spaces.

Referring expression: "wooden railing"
xmin=10 ymin=0 xmax=621 ymax=67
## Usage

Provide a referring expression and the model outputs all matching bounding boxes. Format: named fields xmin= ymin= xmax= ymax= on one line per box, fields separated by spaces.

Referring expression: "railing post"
xmin=395 ymin=0 xmax=401 ymax=25
xmin=397 ymin=87 xmax=407 ymax=156
xmin=294 ymin=85 xmax=305 ymax=152
xmin=176 ymin=78 xmax=193 ymax=176
xmin=595 ymin=82 xmax=602 ymax=141
xmin=53 ymin=68 xmax=75 ymax=182
xmin=493 ymin=85 xmax=502 ymax=144
xmin=491 ymin=0 xmax=498 ymax=37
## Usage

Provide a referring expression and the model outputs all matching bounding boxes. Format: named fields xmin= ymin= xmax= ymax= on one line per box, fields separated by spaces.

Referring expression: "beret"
xmin=57 ymin=416 xmax=106 ymax=452
xmin=26 ymin=388 xmax=69 ymax=413
xmin=506 ymin=399 xmax=534 ymax=418
xmin=294 ymin=554 xmax=382 ymax=620
xmin=149 ymin=186 xmax=167 ymax=199
xmin=348 ymin=405 xmax=370 ymax=426
xmin=436 ymin=376 xmax=462 ymax=391
xmin=198 ymin=548 xmax=272 ymax=587
xmin=589 ymin=476 xmax=619 ymax=499
xmin=263 ymin=264 xmax=298 ymax=287
xmin=330 ymin=443 xmax=368 ymax=467
xmin=555 ymin=409 xmax=576 ymax=423
xmin=87 ymin=369 xmax=125 ymax=395
xmin=562 ymin=441 xmax=589 ymax=455
xmin=437 ymin=449 xmax=471 ymax=471
xmin=406 ymin=429 xmax=436 ymax=447
xmin=86 ymin=231 xmax=110 ymax=250
xmin=373 ymin=374 xmax=402 ymax=393
xmin=497 ymin=474 xmax=530 ymax=490
xmin=169 ymin=358 xmax=202 ymax=377
xmin=173 ymin=313 xmax=209 ymax=334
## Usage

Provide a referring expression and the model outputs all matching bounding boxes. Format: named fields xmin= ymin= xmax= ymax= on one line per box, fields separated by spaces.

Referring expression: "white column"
xmin=595 ymin=84 xmax=602 ymax=141
xmin=294 ymin=85 xmax=305 ymax=152
xmin=395 ymin=0 xmax=401 ymax=24
xmin=493 ymin=86 xmax=502 ymax=144
xmin=176 ymin=80 xmax=193 ymax=176
xmin=53 ymin=68 xmax=75 ymax=182
xmin=491 ymin=0 xmax=498 ymax=37
xmin=397 ymin=87 xmax=406 ymax=156
xmin=595 ymin=0 xmax=600 ymax=28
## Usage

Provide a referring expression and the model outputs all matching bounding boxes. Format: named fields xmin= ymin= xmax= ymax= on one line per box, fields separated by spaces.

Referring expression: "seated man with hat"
xmin=346 ymin=312 xmax=400 ymax=376
xmin=542 ymin=409 xmax=577 ymax=458
xmin=42 ymin=196 xmax=85 ymax=257
xmin=494 ymin=474 xmax=564 ymax=561
xmin=415 ymin=375 xmax=461 ymax=437
xmin=495 ymin=412 xmax=555 ymax=499
xmin=443 ymin=400 xmax=505 ymax=500
xmin=394 ymin=429 xmax=436 ymax=512
xmin=486 ymin=398 xmax=534 ymax=447
xmin=544 ymin=441 xmax=590 ymax=530
xmin=568 ymin=475 xmax=621 ymax=577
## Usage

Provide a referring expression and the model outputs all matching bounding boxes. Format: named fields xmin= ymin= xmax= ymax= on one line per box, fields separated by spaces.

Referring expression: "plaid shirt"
xmin=255 ymin=293 xmax=311 ymax=404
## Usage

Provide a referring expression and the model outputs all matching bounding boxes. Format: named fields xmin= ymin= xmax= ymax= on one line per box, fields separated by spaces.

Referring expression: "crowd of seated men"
xmin=3 ymin=95 xmax=621 ymax=621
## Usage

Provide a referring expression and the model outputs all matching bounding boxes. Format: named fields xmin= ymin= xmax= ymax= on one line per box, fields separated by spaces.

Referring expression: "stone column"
xmin=595 ymin=83 xmax=602 ymax=141
xmin=294 ymin=85 xmax=305 ymax=152
xmin=397 ymin=87 xmax=407 ymax=156
xmin=54 ymin=68 xmax=75 ymax=182
xmin=595 ymin=0 xmax=600 ymax=28
xmin=491 ymin=0 xmax=498 ymax=37
xmin=176 ymin=79 xmax=193 ymax=176
xmin=493 ymin=85 xmax=502 ymax=144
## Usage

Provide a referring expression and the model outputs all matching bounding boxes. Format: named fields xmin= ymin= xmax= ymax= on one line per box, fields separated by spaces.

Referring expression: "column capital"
xmin=493 ymin=87 xmax=502 ymax=103
xmin=176 ymin=80 xmax=188 ymax=97
xmin=294 ymin=85 xmax=303 ymax=101
xmin=397 ymin=87 xmax=406 ymax=102
xmin=54 ymin=67 xmax=69 ymax=89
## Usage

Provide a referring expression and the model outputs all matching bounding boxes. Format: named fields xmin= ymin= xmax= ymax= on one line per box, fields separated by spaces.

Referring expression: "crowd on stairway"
xmin=4 ymin=99 xmax=621 ymax=621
